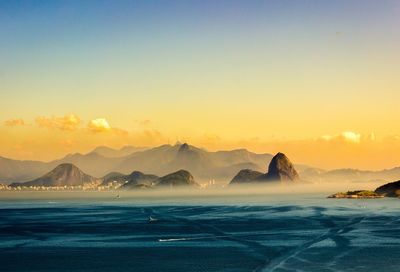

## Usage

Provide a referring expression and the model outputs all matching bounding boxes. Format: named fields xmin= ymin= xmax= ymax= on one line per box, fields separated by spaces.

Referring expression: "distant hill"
xmin=106 ymin=171 xmax=159 ymax=189
xmin=108 ymin=169 xmax=197 ymax=190
xmin=102 ymin=171 xmax=126 ymax=181
xmin=229 ymin=152 xmax=300 ymax=184
xmin=113 ymin=143 xmax=273 ymax=180
xmin=300 ymin=167 xmax=400 ymax=184
xmin=230 ymin=169 xmax=264 ymax=184
xmin=114 ymin=144 xmax=185 ymax=175
xmin=155 ymin=170 xmax=198 ymax=187
xmin=375 ymin=180 xmax=400 ymax=197
xmin=10 ymin=163 xmax=100 ymax=187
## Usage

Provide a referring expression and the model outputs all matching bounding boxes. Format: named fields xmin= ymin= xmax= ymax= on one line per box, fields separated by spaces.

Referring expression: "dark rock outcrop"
xmin=265 ymin=152 xmax=300 ymax=182
xmin=375 ymin=180 xmax=400 ymax=197
xmin=229 ymin=152 xmax=300 ymax=185
xmin=155 ymin=170 xmax=198 ymax=187
xmin=10 ymin=163 xmax=99 ymax=187
xmin=230 ymin=169 xmax=264 ymax=184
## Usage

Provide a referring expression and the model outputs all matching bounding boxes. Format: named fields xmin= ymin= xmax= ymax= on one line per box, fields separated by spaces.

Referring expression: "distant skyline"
xmin=1 ymin=0 xmax=400 ymax=170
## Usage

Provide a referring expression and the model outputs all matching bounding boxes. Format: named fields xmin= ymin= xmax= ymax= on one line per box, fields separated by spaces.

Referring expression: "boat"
xmin=149 ymin=216 xmax=158 ymax=222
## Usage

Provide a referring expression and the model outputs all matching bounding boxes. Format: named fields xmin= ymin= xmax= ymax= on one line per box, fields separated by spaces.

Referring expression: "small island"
xmin=328 ymin=190 xmax=383 ymax=199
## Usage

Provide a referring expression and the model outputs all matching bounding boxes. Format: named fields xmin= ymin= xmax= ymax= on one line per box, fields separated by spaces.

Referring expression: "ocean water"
xmin=1 ymin=193 xmax=399 ymax=272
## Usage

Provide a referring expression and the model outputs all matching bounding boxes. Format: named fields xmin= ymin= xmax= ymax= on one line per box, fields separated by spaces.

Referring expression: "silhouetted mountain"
xmin=230 ymin=152 xmax=299 ymax=184
xmin=264 ymin=152 xmax=300 ymax=182
xmin=113 ymin=171 xmax=159 ymax=189
xmin=114 ymin=144 xmax=183 ymax=175
xmin=102 ymin=171 xmax=126 ymax=182
xmin=375 ymin=180 xmax=400 ymax=197
xmin=299 ymin=166 xmax=400 ymax=184
xmin=155 ymin=170 xmax=198 ymax=187
xmin=113 ymin=143 xmax=273 ymax=180
xmin=10 ymin=163 xmax=100 ymax=187
xmin=230 ymin=169 xmax=264 ymax=184
xmin=163 ymin=143 xmax=214 ymax=174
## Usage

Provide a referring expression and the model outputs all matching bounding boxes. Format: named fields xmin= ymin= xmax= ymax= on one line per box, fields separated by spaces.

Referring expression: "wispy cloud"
xmin=87 ymin=118 xmax=111 ymax=133
xmin=35 ymin=114 xmax=81 ymax=131
xmin=3 ymin=118 xmax=25 ymax=127
xmin=319 ymin=131 xmax=362 ymax=144
xmin=86 ymin=118 xmax=130 ymax=136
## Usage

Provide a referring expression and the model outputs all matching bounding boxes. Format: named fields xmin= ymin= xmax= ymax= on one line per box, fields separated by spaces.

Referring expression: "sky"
xmin=0 ymin=0 xmax=400 ymax=170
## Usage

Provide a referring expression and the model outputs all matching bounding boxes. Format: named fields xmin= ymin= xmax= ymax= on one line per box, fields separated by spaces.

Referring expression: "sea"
xmin=0 ymin=192 xmax=399 ymax=272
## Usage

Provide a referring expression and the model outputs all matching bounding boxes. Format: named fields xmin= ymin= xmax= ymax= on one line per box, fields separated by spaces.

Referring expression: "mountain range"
xmin=0 ymin=143 xmax=272 ymax=183
xmin=300 ymin=167 xmax=400 ymax=184
xmin=10 ymin=163 xmax=198 ymax=189
xmin=8 ymin=157 xmax=400 ymax=196
xmin=2 ymin=143 xmax=400 ymax=185
xmin=9 ymin=163 xmax=101 ymax=187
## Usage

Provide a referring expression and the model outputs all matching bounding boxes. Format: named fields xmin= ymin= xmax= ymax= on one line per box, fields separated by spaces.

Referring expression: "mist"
xmin=0 ymin=178 xmax=385 ymax=202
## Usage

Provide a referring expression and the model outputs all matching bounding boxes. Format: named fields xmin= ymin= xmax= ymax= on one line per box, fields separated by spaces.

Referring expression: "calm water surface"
xmin=0 ymin=193 xmax=399 ymax=271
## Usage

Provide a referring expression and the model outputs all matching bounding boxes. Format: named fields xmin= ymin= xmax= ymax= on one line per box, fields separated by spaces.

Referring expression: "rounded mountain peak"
xmin=45 ymin=163 xmax=87 ymax=179
xmin=266 ymin=152 xmax=300 ymax=182
xmin=156 ymin=169 xmax=198 ymax=187
xmin=52 ymin=163 xmax=81 ymax=174
xmin=13 ymin=163 xmax=99 ymax=187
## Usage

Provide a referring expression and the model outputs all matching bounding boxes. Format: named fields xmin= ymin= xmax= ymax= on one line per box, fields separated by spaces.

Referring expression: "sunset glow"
xmin=1 ymin=0 xmax=400 ymax=170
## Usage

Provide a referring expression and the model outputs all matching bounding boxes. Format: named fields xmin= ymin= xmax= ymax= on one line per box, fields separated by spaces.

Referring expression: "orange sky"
xmin=1 ymin=115 xmax=400 ymax=170
xmin=1 ymin=1 xmax=400 ymax=170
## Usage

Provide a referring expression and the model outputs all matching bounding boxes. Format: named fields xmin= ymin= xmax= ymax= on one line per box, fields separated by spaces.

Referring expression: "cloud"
xmin=31 ymin=115 xmax=127 ymax=135
xmin=87 ymin=118 xmax=111 ymax=133
xmin=3 ymin=118 xmax=25 ymax=127
xmin=36 ymin=114 xmax=81 ymax=131
xmin=320 ymin=131 xmax=362 ymax=144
